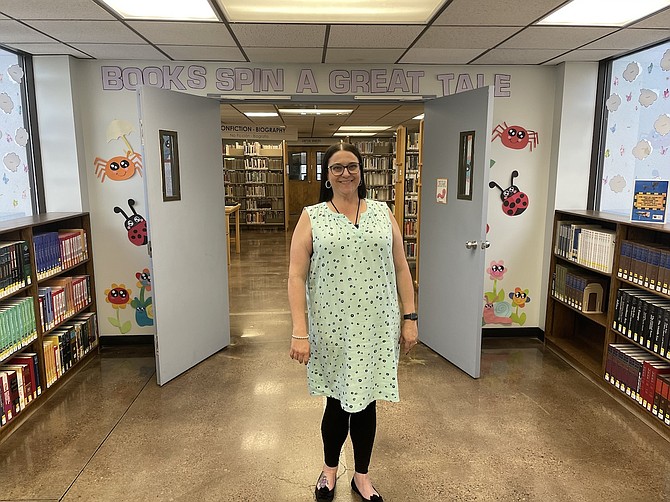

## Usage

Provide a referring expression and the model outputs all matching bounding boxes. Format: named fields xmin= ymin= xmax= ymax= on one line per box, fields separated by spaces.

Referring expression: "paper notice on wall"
xmin=631 ymin=179 xmax=668 ymax=223
xmin=436 ymin=178 xmax=448 ymax=204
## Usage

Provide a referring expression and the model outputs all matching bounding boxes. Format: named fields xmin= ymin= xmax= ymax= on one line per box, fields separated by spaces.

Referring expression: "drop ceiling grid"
xmin=158 ymin=46 xmax=245 ymax=61
xmin=0 ymin=0 xmax=114 ymax=20
xmin=632 ymin=8 xmax=670 ymax=28
xmin=244 ymin=47 xmax=323 ymax=63
xmin=325 ymin=48 xmax=406 ymax=63
xmin=69 ymin=43 xmax=168 ymax=59
xmin=582 ymin=29 xmax=670 ymax=50
xmin=25 ymin=20 xmax=144 ymax=44
xmin=231 ymin=24 xmax=327 ymax=48
xmin=473 ymin=48 xmax=567 ymax=65
xmin=128 ymin=21 xmax=238 ymax=46
xmin=399 ymin=47 xmax=486 ymax=64
xmin=498 ymin=26 xmax=618 ymax=50
xmin=327 ymin=25 xmax=424 ymax=49
xmin=0 ymin=20 xmax=56 ymax=42
xmin=433 ymin=0 xmax=567 ymax=26
xmin=414 ymin=25 xmax=522 ymax=49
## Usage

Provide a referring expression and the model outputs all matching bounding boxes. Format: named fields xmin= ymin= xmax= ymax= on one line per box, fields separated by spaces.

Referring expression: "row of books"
xmin=223 ymin=141 xmax=281 ymax=157
xmin=245 ymin=185 xmax=283 ymax=197
xmin=366 ymin=187 xmax=394 ymax=202
xmin=405 ymin=177 xmax=418 ymax=194
xmin=224 ymin=170 xmax=284 ymax=184
xmin=38 ymin=275 xmax=92 ymax=332
xmin=405 ymin=154 xmax=420 ymax=170
xmin=43 ymin=312 xmax=97 ymax=389
xmin=366 ymin=172 xmax=393 ymax=186
xmin=551 ymin=264 xmax=606 ymax=313
xmin=0 ymin=297 xmax=37 ymax=362
xmin=618 ymin=240 xmax=670 ymax=293
xmin=354 ymin=140 xmax=394 ymax=155
xmin=34 ymin=229 xmax=88 ymax=280
xmin=245 ymin=199 xmax=284 ymax=211
xmin=0 ymin=241 xmax=31 ymax=297
xmin=404 ymin=220 xmax=417 ymax=238
xmin=405 ymin=241 xmax=417 ymax=259
xmin=554 ymin=221 xmax=616 ymax=273
xmin=605 ymin=343 xmax=670 ymax=424
xmin=361 ymin=156 xmax=393 ymax=170
xmin=244 ymin=211 xmax=284 ymax=224
xmin=404 ymin=200 xmax=418 ymax=218
xmin=0 ymin=352 xmax=41 ymax=426
xmin=407 ymin=133 xmax=420 ymax=151
xmin=614 ymin=288 xmax=670 ymax=357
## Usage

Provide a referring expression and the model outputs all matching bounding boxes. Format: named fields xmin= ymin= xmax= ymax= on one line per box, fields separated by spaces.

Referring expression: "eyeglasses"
xmin=328 ymin=162 xmax=360 ymax=176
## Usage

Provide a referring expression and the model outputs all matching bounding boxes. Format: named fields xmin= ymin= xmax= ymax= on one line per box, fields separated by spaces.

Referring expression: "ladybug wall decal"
xmin=489 ymin=170 xmax=529 ymax=217
xmin=113 ymin=198 xmax=148 ymax=246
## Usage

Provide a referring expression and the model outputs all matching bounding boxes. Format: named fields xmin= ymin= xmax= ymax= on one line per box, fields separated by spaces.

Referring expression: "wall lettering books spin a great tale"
xmin=632 ymin=180 xmax=669 ymax=224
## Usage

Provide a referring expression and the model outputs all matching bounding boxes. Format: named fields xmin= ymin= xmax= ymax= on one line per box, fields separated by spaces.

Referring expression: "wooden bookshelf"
xmin=546 ymin=209 xmax=670 ymax=438
xmin=0 ymin=212 xmax=98 ymax=441
xmin=394 ymin=123 xmax=423 ymax=288
xmin=352 ymin=139 xmax=396 ymax=212
xmin=223 ymin=140 xmax=288 ymax=230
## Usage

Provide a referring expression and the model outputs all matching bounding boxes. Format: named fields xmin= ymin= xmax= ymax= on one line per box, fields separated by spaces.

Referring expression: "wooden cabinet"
xmin=0 ymin=212 xmax=98 ymax=440
xmin=546 ymin=209 xmax=670 ymax=437
xmin=223 ymin=140 xmax=288 ymax=230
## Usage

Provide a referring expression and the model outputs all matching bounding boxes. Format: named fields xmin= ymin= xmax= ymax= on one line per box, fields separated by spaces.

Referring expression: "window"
xmin=598 ymin=41 xmax=670 ymax=215
xmin=0 ymin=47 xmax=40 ymax=220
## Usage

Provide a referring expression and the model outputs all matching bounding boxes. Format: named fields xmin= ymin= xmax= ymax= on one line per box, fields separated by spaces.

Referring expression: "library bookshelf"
xmin=395 ymin=122 xmax=424 ymax=288
xmin=223 ymin=140 xmax=289 ymax=230
xmin=546 ymin=209 xmax=670 ymax=437
xmin=352 ymin=139 xmax=397 ymax=214
xmin=0 ymin=212 xmax=98 ymax=442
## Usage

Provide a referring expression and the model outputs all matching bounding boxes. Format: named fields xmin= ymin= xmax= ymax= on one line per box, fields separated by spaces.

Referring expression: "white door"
xmin=137 ymin=87 xmax=230 ymax=385
xmin=418 ymin=87 xmax=493 ymax=378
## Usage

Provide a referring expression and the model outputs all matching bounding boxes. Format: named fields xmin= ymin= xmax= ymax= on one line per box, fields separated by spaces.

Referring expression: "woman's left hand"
xmin=400 ymin=320 xmax=419 ymax=355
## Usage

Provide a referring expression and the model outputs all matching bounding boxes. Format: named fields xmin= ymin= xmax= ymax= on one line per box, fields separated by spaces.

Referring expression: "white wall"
xmin=33 ymin=56 xmax=89 ymax=212
xmin=540 ymin=62 xmax=599 ymax=328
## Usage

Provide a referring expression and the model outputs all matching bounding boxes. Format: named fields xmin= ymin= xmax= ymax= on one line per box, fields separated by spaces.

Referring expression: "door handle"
xmin=465 ymin=240 xmax=478 ymax=250
xmin=481 ymin=241 xmax=491 ymax=249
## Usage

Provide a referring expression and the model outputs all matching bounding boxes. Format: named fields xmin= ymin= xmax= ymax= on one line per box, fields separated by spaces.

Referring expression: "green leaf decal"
xmin=121 ymin=321 xmax=132 ymax=334
xmin=108 ymin=316 xmax=120 ymax=327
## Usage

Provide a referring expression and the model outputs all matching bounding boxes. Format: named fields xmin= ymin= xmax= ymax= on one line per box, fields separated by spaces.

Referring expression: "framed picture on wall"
xmin=159 ymin=130 xmax=181 ymax=202
xmin=458 ymin=131 xmax=475 ymax=200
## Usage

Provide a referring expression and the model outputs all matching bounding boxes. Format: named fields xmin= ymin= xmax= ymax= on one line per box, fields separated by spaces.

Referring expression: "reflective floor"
xmin=1 ymin=230 xmax=670 ymax=501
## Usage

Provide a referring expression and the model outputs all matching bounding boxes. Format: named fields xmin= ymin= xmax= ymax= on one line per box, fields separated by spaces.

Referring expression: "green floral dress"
xmin=305 ymin=199 xmax=401 ymax=413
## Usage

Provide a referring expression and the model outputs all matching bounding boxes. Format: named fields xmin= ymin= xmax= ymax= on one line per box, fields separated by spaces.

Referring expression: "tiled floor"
xmin=1 ymin=230 xmax=670 ymax=501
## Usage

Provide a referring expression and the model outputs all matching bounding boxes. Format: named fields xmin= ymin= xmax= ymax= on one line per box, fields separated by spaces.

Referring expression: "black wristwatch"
xmin=403 ymin=312 xmax=418 ymax=321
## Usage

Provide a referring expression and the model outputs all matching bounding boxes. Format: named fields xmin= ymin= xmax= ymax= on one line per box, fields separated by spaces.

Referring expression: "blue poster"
xmin=631 ymin=179 xmax=668 ymax=223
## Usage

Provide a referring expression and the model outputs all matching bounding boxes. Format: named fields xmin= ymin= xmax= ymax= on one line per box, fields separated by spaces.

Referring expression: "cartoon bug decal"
xmin=491 ymin=122 xmax=539 ymax=152
xmin=94 ymin=151 xmax=143 ymax=183
xmin=489 ymin=170 xmax=529 ymax=217
xmin=113 ymin=198 xmax=148 ymax=246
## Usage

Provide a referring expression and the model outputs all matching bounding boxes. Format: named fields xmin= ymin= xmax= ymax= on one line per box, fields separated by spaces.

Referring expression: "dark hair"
xmin=319 ymin=142 xmax=367 ymax=202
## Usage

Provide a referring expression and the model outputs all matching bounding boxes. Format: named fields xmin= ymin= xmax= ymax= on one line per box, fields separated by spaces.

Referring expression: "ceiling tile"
xmin=232 ymin=24 xmax=326 ymax=48
xmin=499 ymin=26 xmax=617 ymax=50
xmin=325 ymin=48 xmax=404 ymax=63
xmin=158 ymin=45 xmax=245 ymax=61
xmin=0 ymin=0 xmax=114 ymax=20
xmin=129 ymin=21 xmax=236 ymax=46
xmin=3 ymin=42 xmax=92 ymax=57
xmin=472 ymin=48 xmax=565 ymax=65
xmin=70 ymin=43 xmax=168 ymax=60
xmin=582 ymin=29 xmax=670 ymax=50
xmin=0 ymin=13 xmax=7 ymax=19
xmin=0 ymin=19 xmax=56 ymax=42
xmin=245 ymin=47 xmax=323 ymax=63
xmin=631 ymin=8 xmax=670 ymax=28
xmin=328 ymin=25 xmax=423 ymax=49
xmin=26 ymin=20 xmax=144 ymax=43
xmin=434 ymin=0 xmax=565 ymax=26
xmin=544 ymin=49 xmax=626 ymax=65
xmin=413 ymin=26 xmax=519 ymax=49
xmin=398 ymin=48 xmax=484 ymax=64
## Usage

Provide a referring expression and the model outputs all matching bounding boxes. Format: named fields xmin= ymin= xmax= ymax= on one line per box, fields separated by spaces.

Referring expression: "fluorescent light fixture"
xmin=244 ymin=112 xmax=279 ymax=117
xmin=413 ymin=114 xmax=425 ymax=120
xmin=209 ymin=94 xmax=292 ymax=101
xmin=338 ymin=126 xmax=391 ymax=132
xmin=333 ymin=132 xmax=377 ymax=137
xmin=279 ymin=109 xmax=353 ymax=115
xmin=100 ymin=0 xmax=218 ymax=20
xmin=217 ymin=0 xmax=446 ymax=23
xmin=537 ymin=0 xmax=670 ymax=26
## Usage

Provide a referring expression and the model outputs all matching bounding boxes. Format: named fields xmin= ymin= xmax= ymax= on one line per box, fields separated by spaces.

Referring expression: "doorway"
xmin=287 ymin=146 xmax=326 ymax=229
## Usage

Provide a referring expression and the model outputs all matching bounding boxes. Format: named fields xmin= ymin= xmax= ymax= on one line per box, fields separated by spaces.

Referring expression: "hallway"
xmin=1 ymin=230 xmax=669 ymax=501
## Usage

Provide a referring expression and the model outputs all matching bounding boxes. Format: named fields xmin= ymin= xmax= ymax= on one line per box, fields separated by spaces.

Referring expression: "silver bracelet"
xmin=291 ymin=334 xmax=309 ymax=340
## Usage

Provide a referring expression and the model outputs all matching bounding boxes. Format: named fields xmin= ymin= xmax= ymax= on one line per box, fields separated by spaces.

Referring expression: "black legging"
xmin=321 ymin=397 xmax=377 ymax=474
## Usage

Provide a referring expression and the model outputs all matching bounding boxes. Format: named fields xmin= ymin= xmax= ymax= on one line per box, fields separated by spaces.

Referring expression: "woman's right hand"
xmin=289 ymin=338 xmax=310 ymax=365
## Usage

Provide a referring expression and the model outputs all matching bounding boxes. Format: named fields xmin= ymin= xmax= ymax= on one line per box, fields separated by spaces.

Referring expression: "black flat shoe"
xmin=351 ymin=477 xmax=383 ymax=501
xmin=315 ymin=471 xmax=335 ymax=501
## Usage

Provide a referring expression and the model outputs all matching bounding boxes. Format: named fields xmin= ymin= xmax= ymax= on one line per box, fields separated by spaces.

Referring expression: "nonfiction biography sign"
xmin=100 ymin=64 xmax=514 ymax=98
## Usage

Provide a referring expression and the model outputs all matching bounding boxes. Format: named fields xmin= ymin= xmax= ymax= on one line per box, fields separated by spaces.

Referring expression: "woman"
xmin=288 ymin=142 xmax=418 ymax=501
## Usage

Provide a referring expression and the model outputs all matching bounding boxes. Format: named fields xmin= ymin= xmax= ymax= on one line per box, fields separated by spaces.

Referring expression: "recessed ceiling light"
xmin=279 ymin=109 xmax=353 ymax=115
xmin=244 ymin=112 xmax=279 ymax=117
xmin=333 ymin=132 xmax=377 ymax=137
xmin=100 ymin=0 xmax=218 ymax=20
xmin=537 ymin=0 xmax=670 ymax=26
xmin=217 ymin=0 xmax=446 ymax=23
xmin=338 ymin=126 xmax=391 ymax=131
xmin=413 ymin=114 xmax=425 ymax=120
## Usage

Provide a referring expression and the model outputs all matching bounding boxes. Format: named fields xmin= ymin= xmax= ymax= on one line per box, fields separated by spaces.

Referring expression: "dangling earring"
xmin=325 ymin=180 xmax=332 ymax=189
